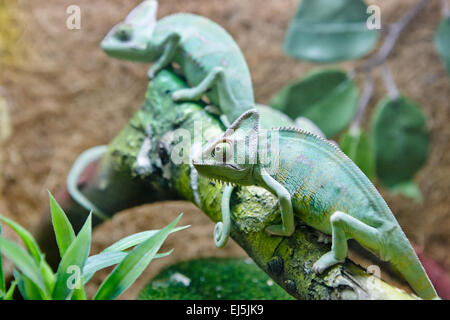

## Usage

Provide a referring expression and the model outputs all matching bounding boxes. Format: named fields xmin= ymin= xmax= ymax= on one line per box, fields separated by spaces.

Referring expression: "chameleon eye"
xmin=212 ymin=142 xmax=232 ymax=162
xmin=115 ymin=24 xmax=133 ymax=41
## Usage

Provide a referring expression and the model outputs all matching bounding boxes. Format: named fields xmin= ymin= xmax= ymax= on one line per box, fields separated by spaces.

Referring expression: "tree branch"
xmin=34 ymin=70 xmax=417 ymax=299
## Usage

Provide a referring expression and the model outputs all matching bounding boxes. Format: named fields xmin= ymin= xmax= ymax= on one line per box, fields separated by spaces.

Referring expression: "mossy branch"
xmin=36 ymin=70 xmax=416 ymax=299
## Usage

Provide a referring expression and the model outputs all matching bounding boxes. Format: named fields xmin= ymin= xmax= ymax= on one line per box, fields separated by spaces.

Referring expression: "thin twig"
xmin=350 ymin=72 xmax=374 ymax=133
xmin=356 ymin=0 xmax=429 ymax=72
xmin=380 ymin=63 xmax=400 ymax=99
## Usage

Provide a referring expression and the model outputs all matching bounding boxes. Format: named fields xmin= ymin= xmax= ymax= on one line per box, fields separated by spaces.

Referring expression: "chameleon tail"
xmin=67 ymin=145 xmax=109 ymax=221
xmin=214 ymin=185 xmax=233 ymax=247
xmin=392 ymin=245 xmax=439 ymax=300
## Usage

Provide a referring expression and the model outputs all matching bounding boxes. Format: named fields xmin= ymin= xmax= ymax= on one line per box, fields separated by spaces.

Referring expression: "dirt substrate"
xmin=0 ymin=0 xmax=448 ymax=299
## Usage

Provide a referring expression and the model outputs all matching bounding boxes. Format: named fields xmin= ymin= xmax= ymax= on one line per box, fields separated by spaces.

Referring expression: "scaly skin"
xmin=193 ymin=109 xmax=439 ymax=300
xmin=100 ymin=0 xmax=254 ymax=125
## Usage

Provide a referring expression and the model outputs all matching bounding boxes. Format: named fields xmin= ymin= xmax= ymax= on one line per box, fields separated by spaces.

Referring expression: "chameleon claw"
xmin=312 ymin=252 xmax=344 ymax=274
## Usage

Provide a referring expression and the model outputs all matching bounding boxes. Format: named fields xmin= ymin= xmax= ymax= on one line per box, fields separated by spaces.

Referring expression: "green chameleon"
xmin=192 ymin=109 xmax=439 ymax=300
xmin=100 ymin=0 xmax=254 ymax=126
xmin=67 ymin=0 xmax=256 ymax=221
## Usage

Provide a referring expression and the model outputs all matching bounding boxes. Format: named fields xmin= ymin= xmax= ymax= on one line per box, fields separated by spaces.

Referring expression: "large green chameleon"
xmin=100 ymin=0 xmax=254 ymax=126
xmin=192 ymin=109 xmax=439 ymax=300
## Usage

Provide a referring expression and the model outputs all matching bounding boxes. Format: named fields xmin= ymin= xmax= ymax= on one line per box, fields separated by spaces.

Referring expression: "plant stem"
xmin=356 ymin=0 xmax=429 ymax=72
xmin=350 ymin=71 xmax=374 ymax=133
xmin=350 ymin=0 xmax=428 ymax=129
xmin=380 ymin=63 xmax=400 ymax=99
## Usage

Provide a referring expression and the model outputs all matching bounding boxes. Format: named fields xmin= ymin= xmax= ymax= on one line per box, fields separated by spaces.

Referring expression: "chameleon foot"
xmin=312 ymin=252 xmax=344 ymax=274
xmin=171 ymin=88 xmax=203 ymax=101
xmin=265 ymin=224 xmax=294 ymax=237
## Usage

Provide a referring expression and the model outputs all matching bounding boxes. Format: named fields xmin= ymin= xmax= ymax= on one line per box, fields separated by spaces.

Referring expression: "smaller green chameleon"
xmin=193 ymin=109 xmax=439 ymax=300
xmin=100 ymin=0 xmax=254 ymax=126
xmin=67 ymin=1 xmax=256 ymax=219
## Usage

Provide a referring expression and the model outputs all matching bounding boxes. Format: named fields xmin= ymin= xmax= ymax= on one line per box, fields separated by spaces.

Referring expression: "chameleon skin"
xmin=100 ymin=0 xmax=254 ymax=125
xmin=193 ymin=109 xmax=439 ymax=300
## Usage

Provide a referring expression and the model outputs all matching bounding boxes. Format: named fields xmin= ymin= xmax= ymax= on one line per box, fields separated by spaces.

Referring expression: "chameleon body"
xmin=100 ymin=0 xmax=254 ymax=125
xmin=193 ymin=109 xmax=439 ymax=300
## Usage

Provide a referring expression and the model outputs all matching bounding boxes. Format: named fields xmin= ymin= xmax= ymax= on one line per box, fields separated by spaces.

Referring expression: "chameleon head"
xmin=101 ymin=0 xmax=159 ymax=62
xmin=193 ymin=109 xmax=260 ymax=186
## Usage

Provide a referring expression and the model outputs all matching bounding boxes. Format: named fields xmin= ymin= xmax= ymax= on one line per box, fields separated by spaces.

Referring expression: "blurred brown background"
xmin=0 ymin=0 xmax=448 ymax=299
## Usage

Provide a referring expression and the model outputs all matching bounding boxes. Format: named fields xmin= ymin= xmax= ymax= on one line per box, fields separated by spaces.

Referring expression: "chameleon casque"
xmin=193 ymin=109 xmax=439 ymax=300
xmin=67 ymin=0 xmax=255 ymax=229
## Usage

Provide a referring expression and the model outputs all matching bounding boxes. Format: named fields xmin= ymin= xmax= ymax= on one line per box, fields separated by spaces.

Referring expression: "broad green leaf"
xmin=103 ymin=226 xmax=189 ymax=253
xmin=0 ymin=237 xmax=45 ymax=291
xmin=371 ymin=96 xmax=429 ymax=198
xmin=0 ymin=214 xmax=43 ymax=263
xmin=434 ymin=17 xmax=450 ymax=74
xmin=270 ymin=69 xmax=359 ymax=137
xmin=388 ymin=180 xmax=423 ymax=203
xmin=49 ymin=192 xmax=76 ymax=257
xmin=283 ymin=0 xmax=379 ymax=62
xmin=83 ymin=250 xmax=172 ymax=285
xmin=94 ymin=214 xmax=183 ymax=300
xmin=52 ymin=214 xmax=92 ymax=300
xmin=339 ymin=129 xmax=376 ymax=181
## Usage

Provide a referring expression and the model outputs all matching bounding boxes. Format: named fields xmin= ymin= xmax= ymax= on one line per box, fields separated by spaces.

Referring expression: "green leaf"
xmin=40 ymin=258 xmax=55 ymax=294
xmin=371 ymin=96 xmax=429 ymax=195
xmin=0 ymin=214 xmax=43 ymax=263
xmin=52 ymin=214 xmax=92 ymax=300
xmin=0 ymin=237 xmax=45 ymax=292
xmin=283 ymin=0 xmax=379 ymax=62
xmin=49 ymin=192 xmax=76 ymax=257
xmin=339 ymin=129 xmax=376 ymax=181
xmin=103 ymin=225 xmax=189 ymax=253
xmin=270 ymin=69 xmax=359 ymax=137
xmin=434 ymin=17 xmax=450 ymax=74
xmin=387 ymin=180 xmax=423 ymax=203
xmin=94 ymin=214 xmax=183 ymax=300
xmin=0 ymin=214 xmax=55 ymax=296
xmin=3 ymin=280 xmax=17 ymax=300
xmin=83 ymin=250 xmax=172 ymax=285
